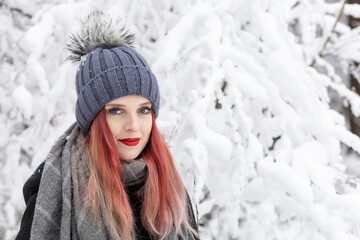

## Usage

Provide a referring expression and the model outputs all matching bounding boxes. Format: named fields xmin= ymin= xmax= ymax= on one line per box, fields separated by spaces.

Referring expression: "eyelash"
xmin=108 ymin=108 xmax=122 ymax=115
xmin=139 ymin=107 xmax=151 ymax=115
xmin=108 ymin=107 xmax=152 ymax=115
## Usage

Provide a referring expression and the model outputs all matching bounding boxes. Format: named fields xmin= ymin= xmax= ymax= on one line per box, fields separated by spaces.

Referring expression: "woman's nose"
xmin=124 ymin=114 xmax=140 ymax=132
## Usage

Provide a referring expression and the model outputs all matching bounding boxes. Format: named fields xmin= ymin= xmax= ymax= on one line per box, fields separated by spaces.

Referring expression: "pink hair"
xmin=83 ymin=108 xmax=197 ymax=239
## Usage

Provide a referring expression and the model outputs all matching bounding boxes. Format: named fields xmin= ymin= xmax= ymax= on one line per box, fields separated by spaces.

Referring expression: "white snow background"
xmin=1 ymin=0 xmax=360 ymax=239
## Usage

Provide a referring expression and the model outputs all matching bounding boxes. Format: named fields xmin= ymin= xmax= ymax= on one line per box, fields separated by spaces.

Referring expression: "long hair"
xmin=83 ymin=108 xmax=197 ymax=239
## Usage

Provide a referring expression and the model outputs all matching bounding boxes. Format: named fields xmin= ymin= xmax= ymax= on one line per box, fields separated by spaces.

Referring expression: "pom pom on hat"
xmin=68 ymin=11 xmax=160 ymax=133
xmin=67 ymin=11 xmax=134 ymax=61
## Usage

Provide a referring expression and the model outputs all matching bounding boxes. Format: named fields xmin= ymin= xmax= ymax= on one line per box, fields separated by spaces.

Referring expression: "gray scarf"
xmin=30 ymin=123 xmax=195 ymax=240
xmin=122 ymin=159 xmax=147 ymax=187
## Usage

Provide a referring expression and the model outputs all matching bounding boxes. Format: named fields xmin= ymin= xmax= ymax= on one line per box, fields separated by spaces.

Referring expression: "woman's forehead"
xmin=106 ymin=95 xmax=151 ymax=106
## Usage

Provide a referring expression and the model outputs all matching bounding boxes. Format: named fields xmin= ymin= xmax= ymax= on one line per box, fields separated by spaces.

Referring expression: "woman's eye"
xmin=109 ymin=108 xmax=122 ymax=115
xmin=139 ymin=107 xmax=151 ymax=115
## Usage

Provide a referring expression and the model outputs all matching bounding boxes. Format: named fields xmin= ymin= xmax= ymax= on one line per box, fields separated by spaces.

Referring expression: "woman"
xmin=16 ymin=11 xmax=199 ymax=240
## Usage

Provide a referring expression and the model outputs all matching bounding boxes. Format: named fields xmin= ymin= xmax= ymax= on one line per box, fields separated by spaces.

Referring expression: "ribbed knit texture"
xmin=75 ymin=45 xmax=160 ymax=132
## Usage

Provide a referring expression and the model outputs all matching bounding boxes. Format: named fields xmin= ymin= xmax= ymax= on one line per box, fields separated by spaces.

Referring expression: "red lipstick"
xmin=119 ymin=138 xmax=140 ymax=146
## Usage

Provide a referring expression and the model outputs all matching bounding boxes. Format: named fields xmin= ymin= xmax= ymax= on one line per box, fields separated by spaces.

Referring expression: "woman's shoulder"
xmin=23 ymin=161 xmax=45 ymax=203
xmin=15 ymin=162 xmax=45 ymax=240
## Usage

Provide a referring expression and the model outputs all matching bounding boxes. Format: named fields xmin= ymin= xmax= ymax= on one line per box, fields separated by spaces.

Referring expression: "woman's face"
xmin=105 ymin=95 xmax=153 ymax=161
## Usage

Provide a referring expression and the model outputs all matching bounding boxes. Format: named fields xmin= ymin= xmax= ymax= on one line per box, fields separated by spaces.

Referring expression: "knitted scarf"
xmin=30 ymin=123 xmax=196 ymax=240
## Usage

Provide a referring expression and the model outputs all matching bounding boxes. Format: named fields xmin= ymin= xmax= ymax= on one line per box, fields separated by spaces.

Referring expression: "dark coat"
xmin=15 ymin=162 xmax=199 ymax=240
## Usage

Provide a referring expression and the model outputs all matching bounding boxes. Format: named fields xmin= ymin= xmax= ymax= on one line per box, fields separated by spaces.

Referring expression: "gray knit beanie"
xmin=67 ymin=12 xmax=160 ymax=133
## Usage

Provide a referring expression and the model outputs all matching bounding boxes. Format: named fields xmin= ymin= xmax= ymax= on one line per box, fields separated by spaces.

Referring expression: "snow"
xmin=345 ymin=3 xmax=360 ymax=19
xmin=12 ymin=85 xmax=33 ymax=120
xmin=2 ymin=0 xmax=360 ymax=239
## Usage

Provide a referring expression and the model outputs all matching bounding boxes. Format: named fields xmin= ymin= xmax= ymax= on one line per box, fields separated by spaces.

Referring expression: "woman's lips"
xmin=119 ymin=138 xmax=140 ymax=146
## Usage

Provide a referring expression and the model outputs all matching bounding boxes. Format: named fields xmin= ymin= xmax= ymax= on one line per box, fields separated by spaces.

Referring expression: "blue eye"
xmin=139 ymin=107 xmax=151 ymax=115
xmin=108 ymin=108 xmax=122 ymax=115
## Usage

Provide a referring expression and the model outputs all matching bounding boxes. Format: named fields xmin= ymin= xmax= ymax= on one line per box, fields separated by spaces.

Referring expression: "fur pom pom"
xmin=67 ymin=11 xmax=134 ymax=61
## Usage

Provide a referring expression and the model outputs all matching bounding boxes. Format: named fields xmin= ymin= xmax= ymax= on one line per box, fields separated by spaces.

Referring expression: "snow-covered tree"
xmin=1 ymin=0 xmax=360 ymax=239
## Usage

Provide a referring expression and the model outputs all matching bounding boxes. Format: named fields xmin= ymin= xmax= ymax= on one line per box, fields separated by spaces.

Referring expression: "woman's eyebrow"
xmin=105 ymin=101 xmax=152 ymax=107
xmin=139 ymin=101 xmax=152 ymax=106
xmin=105 ymin=104 xmax=124 ymax=107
